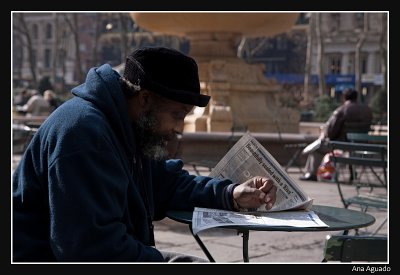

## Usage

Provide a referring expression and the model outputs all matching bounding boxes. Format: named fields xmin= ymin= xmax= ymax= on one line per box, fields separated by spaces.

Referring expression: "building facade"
xmin=12 ymin=12 xmax=186 ymax=95
xmin=13 ymin=13 xmax=98 ymax=91
xmin=244 ymin=12 xmax=387 ymax=105
xmin=315 ymin=12 xmax=387 ymax=101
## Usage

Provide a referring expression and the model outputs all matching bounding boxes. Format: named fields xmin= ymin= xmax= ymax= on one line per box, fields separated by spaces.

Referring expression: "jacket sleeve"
xmin=48 ymin=149 xmax=164 ymax=262
xmin=152 ymin=159 xmax=237 ymax=219
xmin=325 ymin=107 xmax=345 ymax=140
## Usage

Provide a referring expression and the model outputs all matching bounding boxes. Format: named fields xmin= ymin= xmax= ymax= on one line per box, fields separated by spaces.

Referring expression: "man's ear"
xmin=138 ymin=89 xmax=152 ymax=109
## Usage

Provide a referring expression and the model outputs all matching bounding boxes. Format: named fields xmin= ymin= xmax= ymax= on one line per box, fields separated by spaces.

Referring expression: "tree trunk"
xmin=15 ymin=13 xmax=37 ymax=87
xmin=73 ymin=14 xmax=84 ymax=83
xmin=65 ymin=14 xmax=84 ymax=83
xmin=58 ymin=15 xmax=68 ymax=92
xmin=303 ymin=14 xmax=314 ymax=105
xmin=355 ymin=13 xmax=368 ymax=98
xmin=379 ymin=13 xmax=387 ymax=93
xmin=91 ymin=13 xmax=101 ymax=67
xmin=237 ymin=37 xmax=247 ymax=59
xmin=315 ymin=13 xmax=325 ymax=96
xmin=13 ymin=28 xmax=24 ymax=86
xmin=119 ymin=13 xmax=129 ymax=64
xmin=52 ymin=13 xmax=59 ymax=88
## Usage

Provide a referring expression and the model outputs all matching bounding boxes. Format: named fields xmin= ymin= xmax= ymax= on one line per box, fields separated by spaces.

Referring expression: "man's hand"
xmin=232 ymin=177 xmax=277 ymax=211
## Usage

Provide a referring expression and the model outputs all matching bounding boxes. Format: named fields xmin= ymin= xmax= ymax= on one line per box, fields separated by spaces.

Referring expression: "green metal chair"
xmin=322 ymin=234 xmax=387 ymax=262
xmin=327 ymin=140 xmax=387 ymax=235
xmin=346 ymin=132 xmax=387 ymax=144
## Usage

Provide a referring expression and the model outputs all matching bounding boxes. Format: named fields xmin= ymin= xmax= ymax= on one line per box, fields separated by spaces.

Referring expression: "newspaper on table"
xmin=192 ymin=207 xmax=328 ymax=235
xmin=209 ymin=132 xmax=313 ymax=212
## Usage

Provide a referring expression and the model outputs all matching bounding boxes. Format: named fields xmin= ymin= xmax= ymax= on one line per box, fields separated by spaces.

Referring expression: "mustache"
xmin=164 ymin=132 xmax=181 ymax=142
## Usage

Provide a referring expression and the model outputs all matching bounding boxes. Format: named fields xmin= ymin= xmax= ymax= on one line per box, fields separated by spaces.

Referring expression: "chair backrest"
xmin=341 ymin=122 xmax=372 ymax=141
xmin=343 ymin=121 xmax=372 ymax=134
xmin=323 ymin=234 xmax=387 ymax=262
xmin=327 ymin=140 xmax=387 ymax=210
xmin=347 ymin=133 xmax=387 ymax=145
xmin=12 ymin=124 xmax=38 ymax=154
xmin=328 ymin=141 xmax=387 ymax=169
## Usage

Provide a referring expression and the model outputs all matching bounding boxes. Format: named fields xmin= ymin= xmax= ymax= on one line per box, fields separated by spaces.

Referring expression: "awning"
xmin=334 ymin=83 xmax=354 ymax=92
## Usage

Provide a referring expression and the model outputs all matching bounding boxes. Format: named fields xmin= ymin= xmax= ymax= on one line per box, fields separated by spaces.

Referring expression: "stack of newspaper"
xmin=192 ymin=133 xmax=328 ymax=234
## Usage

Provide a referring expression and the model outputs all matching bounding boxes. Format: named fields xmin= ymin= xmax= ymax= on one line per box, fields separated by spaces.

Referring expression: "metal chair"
xmin=12 ymin=124 xmax=38 ymax=154
xmin=322 ymin=234 xmax=387 ymax=262
xmin=346 ymin=133 xmax=388 ymax=185
xmin=327 ymin=140 xmax=387 ymax=235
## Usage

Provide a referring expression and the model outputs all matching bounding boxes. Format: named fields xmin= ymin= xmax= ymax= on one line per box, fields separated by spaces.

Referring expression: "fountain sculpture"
xmin=131 ymin=13 xmax=300 ymax=133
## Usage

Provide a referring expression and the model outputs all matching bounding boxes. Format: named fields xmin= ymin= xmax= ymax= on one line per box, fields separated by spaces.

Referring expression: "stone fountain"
xmin=130 ymin=13 xmax=300 ymax=133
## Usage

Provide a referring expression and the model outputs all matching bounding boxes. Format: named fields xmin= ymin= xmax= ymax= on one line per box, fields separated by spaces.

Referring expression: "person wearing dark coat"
xmin=13 ymin=46 xmax=277 ymax=262
xmin=299 ymin=89 xmax=373 ymax=181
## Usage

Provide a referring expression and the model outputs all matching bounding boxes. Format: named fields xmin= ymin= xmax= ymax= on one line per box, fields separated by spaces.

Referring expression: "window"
xmin=46 ymin=23 xmax=52 ymax=39
xmin=32 ymin=24 xmax=38 ymax=39
xmin=355 ymin=13 xmax=364 ymax=30
xmin=327 ymin=54 xmax=342 ymax=74
xmin=347 ymin=55 xmax=355 ymax=74
xmin=276 ymin=36 xmax=287 ymax=50
xmin=330 ymin=13 xmax=341 ymax=32
xmin=44 ymin=49 xmax=51 ymax=68
xmin=31 ymin=49 xmax=37 ymax=66
xmin=266 ymin=62 xmax=279 ymax=74
xmin=374 ymin=54 xmax=381 ymax=74
xmin=351 ymin=53 xmax=368 ymax=74
xmin=58 ymin=49 xmax=66 ymax=64
xmin=361 ymin=54 xmax=367 ymax=74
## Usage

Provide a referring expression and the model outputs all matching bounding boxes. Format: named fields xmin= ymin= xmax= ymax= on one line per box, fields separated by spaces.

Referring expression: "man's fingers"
xmin=257 ymin=178 xmax=275 ymax=192
xmin=252 ymin=177 xmax=272 ymax=188
xmin=237 ymin=177 xmax=277 ymax=209
xmin=264 ymin=185 xmax=277 ymax=205
xmin=253 ymin=177 xmax=265 ymax=188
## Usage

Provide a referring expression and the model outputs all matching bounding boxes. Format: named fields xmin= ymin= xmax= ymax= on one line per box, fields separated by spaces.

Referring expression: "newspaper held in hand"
xmin=209 ymin=132 xmax=313 ymax=212
xmin=302 ymin=138 xmax=322 ymax=154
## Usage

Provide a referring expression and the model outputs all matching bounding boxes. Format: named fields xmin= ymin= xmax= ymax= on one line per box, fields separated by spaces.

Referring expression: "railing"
xmin=172 ymin=131 xmax=318 ymax=168
xmin=13 ymin=115 xmax=47 ymax=127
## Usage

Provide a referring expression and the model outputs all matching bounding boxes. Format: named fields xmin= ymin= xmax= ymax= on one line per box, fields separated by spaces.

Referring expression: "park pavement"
xmin=153 ymin=165 xmax=388 ymax=263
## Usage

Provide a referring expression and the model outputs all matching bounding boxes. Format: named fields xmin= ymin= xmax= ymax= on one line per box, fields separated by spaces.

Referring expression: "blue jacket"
xmin=13 ymin=64 xmax=237 ymax=262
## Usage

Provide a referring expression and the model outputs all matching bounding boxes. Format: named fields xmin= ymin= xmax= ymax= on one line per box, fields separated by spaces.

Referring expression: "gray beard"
xmin=133 ymin=111 xmax=168 ymax=161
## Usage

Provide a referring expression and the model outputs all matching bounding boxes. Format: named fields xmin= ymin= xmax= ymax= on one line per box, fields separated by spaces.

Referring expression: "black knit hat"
xmin=122 ymin=46 xmax=210 ymax=107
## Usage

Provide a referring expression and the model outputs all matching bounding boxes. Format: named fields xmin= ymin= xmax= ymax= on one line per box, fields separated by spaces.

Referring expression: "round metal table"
xmin=166 ymin=205 xmax=376 ymax=262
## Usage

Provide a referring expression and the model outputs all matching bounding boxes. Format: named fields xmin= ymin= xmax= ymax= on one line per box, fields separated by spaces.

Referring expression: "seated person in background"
xmin=16 ymin=90 xmax=52 ymax=117
xmin=299 ymin=89 xmax=373 ymax=181
xmin=14 ymin=89 xmax=32 ymax=106
xmin=44 ymin=89 xmax=60 ymax=112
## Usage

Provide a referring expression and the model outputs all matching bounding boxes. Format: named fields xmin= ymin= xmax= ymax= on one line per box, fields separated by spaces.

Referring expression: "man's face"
xmin=133 ymin=95 xmax=193 ymax=160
